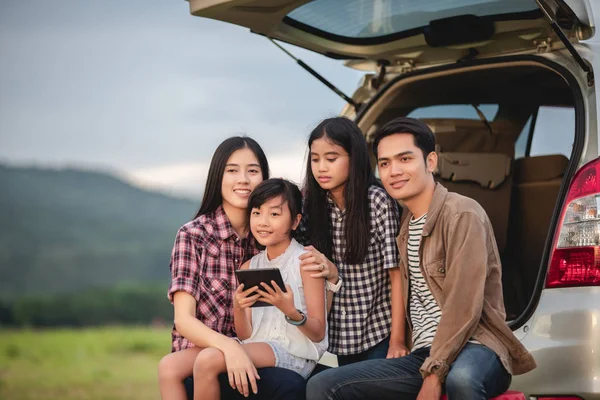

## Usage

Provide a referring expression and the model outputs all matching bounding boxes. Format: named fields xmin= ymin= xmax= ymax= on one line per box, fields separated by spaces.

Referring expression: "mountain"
xmin=0 ymin=164 xmax=198 ymax=299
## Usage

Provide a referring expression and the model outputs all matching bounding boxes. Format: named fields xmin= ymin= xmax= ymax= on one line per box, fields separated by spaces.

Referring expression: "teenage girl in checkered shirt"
xmin=298 ymin=117 xmax=408 ymax=366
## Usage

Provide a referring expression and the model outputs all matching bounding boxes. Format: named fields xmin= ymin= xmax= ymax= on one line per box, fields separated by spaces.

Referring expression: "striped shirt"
xmin=408 ymin=214 xmax=441 ymax=351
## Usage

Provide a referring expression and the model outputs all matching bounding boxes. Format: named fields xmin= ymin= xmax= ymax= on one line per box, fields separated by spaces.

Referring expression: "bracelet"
xmin=326 ymin=277 xmax=343 ymax=293
xmin=285 ymin=309 xmax=307 ymax=326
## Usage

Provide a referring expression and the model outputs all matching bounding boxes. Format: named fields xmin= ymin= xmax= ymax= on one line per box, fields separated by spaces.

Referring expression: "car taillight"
xmin=547 ymin=157 xmax=600 ymax=288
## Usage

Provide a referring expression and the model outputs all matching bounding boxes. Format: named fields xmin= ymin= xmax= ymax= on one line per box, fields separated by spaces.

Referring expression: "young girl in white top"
xmin=194 ymin=178 xmax=327 ymax=400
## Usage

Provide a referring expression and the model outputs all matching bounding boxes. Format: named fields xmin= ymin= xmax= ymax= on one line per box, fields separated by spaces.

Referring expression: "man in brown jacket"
xmin=306 ymin=117 xmax=535 ymax=399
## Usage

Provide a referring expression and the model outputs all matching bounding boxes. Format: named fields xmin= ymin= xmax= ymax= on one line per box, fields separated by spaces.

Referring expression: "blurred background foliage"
xmin=1 ymin=164 xmax=197 ymax=328
xmin=0 ymin=165 xmax=194 ymax=399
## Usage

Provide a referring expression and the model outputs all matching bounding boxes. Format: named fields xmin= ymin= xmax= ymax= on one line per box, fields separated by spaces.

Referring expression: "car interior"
xmin=358 ymin=61 xmax=576 ymax=320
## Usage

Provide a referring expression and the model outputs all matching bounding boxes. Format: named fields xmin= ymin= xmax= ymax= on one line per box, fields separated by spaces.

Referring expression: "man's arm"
xmin=420 ymin=211 xmax=489 ymax=381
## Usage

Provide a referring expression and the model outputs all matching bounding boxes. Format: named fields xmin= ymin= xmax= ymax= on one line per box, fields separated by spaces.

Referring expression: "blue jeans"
xmin=184 ymin=367 xmax=306 ymax=400
xmin=336 ymin=336 xmax=390 ymax=366
xmin=306 ymin=343 xmax=511 ymax=400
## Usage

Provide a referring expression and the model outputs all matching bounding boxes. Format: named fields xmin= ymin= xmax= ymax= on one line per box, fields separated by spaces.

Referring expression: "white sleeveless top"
xmin=243 ymin=239 xmax=328 ymax=361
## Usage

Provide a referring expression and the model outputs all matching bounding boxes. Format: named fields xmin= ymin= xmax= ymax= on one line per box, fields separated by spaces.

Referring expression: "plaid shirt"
xmin=300 ymin=185 xmax=400 ymax=355
xmin=168 ymin=205 xmax=257 ymax=352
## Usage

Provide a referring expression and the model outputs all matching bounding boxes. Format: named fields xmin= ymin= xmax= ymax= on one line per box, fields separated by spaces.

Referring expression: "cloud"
xmin=125 ymin=142 xmax=308 ymax=198
xmin=0 ymin=0 xmax=364 ymax=179
xmin=267 ymin=146 xmax=308 ymax=187
xmin=124 ymin=161 xmax=210 ymax=199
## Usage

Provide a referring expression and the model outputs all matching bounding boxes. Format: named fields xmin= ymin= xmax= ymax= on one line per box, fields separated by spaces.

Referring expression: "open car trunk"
xmin=185 ymin=0 xmax=591 ymax=326
xmin=189 ymin=0 xmax=593 ymax=71
xmin=355 ymin=58 xmax=581 ymax=323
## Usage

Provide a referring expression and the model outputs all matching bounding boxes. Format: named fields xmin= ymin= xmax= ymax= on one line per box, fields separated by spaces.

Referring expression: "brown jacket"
xmin=396 ymin=183 xmax=536 ymax=381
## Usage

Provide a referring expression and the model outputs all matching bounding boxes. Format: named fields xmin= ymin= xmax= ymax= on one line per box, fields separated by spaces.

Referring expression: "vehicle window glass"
xmin=286 ymin=0 xmax=539 ymax=39
xmin=407 ymin=104 xmax=498 ymax=120
xmin=529 ymin=106 xmax=575 ymax=158
xmin=514 ymin=115 xmax=532 ymax=159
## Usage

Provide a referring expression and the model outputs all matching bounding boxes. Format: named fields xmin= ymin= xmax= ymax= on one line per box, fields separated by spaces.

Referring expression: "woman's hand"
xmin=299 ymin=245 xmax=339 ymax=282
xmin=256 ymin=281 xmax=296 ymax=316
xmin=233 ymin=284 xmax=261 ymax=310
xmin=221 ymin=338 xmax=261 ymax=396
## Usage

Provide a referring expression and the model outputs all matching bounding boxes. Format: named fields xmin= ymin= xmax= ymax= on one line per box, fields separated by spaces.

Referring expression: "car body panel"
xmin=511 ymin=287 xmax=600 ymax=398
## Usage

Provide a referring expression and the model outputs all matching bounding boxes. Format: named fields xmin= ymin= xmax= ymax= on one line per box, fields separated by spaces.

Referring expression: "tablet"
xmin=234 ymin=268 xmax=286 ymax=307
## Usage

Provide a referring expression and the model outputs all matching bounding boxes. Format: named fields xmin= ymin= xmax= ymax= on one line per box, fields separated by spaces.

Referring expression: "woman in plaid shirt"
xmin=158 ymin=137 xmax=305 ymax=400
xmin=299 ymin=117 xmax=407 ymax=366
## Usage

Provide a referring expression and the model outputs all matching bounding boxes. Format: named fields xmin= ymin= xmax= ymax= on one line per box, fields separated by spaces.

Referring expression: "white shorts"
xmin=264 ymin=341 xmax=316 ymax=379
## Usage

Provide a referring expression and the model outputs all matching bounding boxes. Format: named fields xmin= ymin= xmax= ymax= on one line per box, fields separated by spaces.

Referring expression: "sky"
xmin=0 ymin=0 xmax=364 ymax=198
xmin=0 ymin=1 xmax=578 ymax=199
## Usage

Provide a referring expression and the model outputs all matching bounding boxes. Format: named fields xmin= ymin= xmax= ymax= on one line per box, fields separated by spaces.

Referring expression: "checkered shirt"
xmin=312 ymin=185 xmax=400 ymax=355
xmin=167 ymin=205 xmax=257 ymax=352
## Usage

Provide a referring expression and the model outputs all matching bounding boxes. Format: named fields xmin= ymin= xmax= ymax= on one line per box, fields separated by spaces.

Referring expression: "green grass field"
xmin=0 ymin=326 xmax=172 ymax=400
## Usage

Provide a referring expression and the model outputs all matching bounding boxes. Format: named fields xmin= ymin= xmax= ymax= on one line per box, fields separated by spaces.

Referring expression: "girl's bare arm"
xmin=233 ymin=261 xmax=256 ymax=340
xmin=296 ymin=267 xmax=327 ymax=342
xmin=299 ymin=245 xmax=338 ymax=313
xmin=387 ymin=267 xmax=409 ymax=357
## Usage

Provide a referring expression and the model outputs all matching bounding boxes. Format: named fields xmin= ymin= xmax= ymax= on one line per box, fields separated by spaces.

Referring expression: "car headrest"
xmin=435 ymin=152 xmax=512 ymax=189
xmin=513 ymin=155 xmax=568 ymax=183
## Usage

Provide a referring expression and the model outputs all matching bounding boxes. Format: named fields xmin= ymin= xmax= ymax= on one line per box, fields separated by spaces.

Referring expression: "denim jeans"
xmin=184 ymin=367 xmax=306 ymax=400
xmin=306 ymin=343 xmax=511 ymax=400
xmin=336 ymin=336 xmax=390 ymax=367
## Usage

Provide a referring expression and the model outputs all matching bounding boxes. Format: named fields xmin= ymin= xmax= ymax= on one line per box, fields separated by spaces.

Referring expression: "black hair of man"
xmin=372 ymin=117 xmax=436 ymax=161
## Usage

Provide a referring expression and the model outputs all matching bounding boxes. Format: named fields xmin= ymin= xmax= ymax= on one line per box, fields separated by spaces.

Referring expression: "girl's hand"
xmin=233 ymin=284 xmax=261 ymax=310
xmin=299 ymin=245 xmax=339 ymax=282
xmin=256 ymin=281 xmax=295 ymax=316
xmin=221 ymin=338 xmax=260 ymax=396
xmin=386 ymin=342 xmax=410 ymax=359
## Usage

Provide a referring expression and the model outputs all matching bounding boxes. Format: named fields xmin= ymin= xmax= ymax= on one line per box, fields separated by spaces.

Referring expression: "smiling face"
xmin=250 ymin=195 xmax=301 ymax=254
xmin=377 ymin=133 xmax=437 ymax=204
xmin=310 ymin=136 xmax=350 ymax=193
xmin=221 ymin=147 xmax=264 ymax=212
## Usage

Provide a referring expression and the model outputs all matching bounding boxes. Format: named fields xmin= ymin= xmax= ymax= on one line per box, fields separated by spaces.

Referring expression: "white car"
xmin=186 ymin=1 xmax=600 ymax=398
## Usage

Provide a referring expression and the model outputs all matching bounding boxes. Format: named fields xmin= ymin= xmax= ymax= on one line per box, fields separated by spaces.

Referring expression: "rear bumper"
xmin=511 ymin=287 xmax=600 ymax=399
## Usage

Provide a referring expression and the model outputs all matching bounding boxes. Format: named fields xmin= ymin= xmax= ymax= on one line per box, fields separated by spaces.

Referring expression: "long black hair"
xmin=303 ymin=117 xmax=376 ymax=264
xmin=194 ymin=136 xmax=269 ymax=219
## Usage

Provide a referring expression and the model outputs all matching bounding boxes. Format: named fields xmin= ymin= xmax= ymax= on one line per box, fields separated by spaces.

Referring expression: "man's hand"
xmin=386 ymin=341 xmax=410 ymax=358
xmin=417 ymin=374 xmax=442 ymax=400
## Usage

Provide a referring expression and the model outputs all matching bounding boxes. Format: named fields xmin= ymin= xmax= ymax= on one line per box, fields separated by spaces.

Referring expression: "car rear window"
xmin=408 ymin=104 xmax=499 ymax=120
xmin=286 ymin=0 xmax=539 ymax=40
xmin=515 ymin=106 xmax=575 ymax=159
